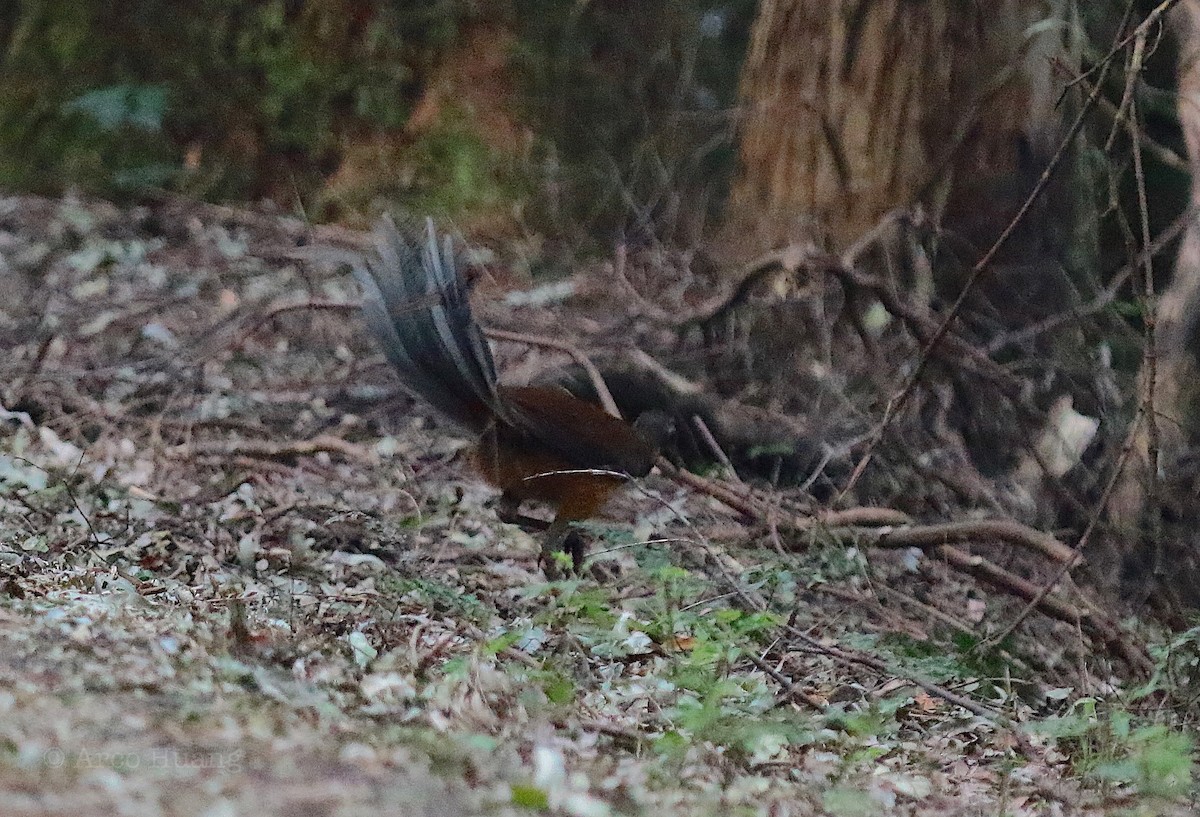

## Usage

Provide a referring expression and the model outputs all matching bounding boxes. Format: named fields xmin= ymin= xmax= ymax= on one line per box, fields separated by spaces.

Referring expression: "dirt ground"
xmin=0 ymin=194 xmax=1194 ymax=816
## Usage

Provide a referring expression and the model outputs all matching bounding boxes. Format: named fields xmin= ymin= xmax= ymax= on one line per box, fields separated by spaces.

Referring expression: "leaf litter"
xmin=0 ymin=193 xmax=1194 ymax=816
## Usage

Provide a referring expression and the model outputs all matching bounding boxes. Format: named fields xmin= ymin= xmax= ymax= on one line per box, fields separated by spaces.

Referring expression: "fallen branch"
xmin=866 ymin=519 xmax=1079 ymax=566
xmin=776 ymin=620 xmax=1042 ymax=761
xmin=662 ymin=460 xmax=1151 ymax=673
xmin=934 ymin=545 xmax=1152 ymax=675
xmin=656 ymin=457 xmax=761 ymax=520
xmin=806 ymin=506 xmax=912 ymax=528
xmin=172 ymin=434 xmax=374 ymax=464
xmin=707 ymin=553 xmax=1042 ymax=760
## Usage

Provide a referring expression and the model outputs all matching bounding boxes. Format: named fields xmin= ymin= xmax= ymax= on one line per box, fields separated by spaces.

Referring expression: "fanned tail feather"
xmin=354 ymin=216 xmax=502 ymax=430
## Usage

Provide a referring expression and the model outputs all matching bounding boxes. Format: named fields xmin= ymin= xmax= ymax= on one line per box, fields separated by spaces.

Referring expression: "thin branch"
xmin=1125 ymin=29 xmax=1168 ymax=595
xmin=776 ymin=620 xmax=1042 ymax=760
xmin=171 ymin=434 xmax=375 ymax=464
xmin=485 ymin=328 xmax=623 ymax=420
xmin=746 ymin=651 xmax=829 ymax=711
xmin=691 ymin=414 xmax=744 ymax=483
xmin=656 ymin=457 xmax=761 ymax=520
xmin=985 ymin=205 xmax=1193 ymax=355
xmin=840 ymin=11 xmax=1136 ymax=497
xmin=223 ymin=297 xmax=627 ymax=421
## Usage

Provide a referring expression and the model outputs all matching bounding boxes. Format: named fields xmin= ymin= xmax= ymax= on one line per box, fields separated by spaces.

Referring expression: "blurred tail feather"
xmin=354 ymin=216 xmax=502 ymax=430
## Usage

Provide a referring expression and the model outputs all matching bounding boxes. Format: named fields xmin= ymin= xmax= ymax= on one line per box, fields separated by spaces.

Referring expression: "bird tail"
xmin=353 ymin=216 xmax=502 ymax=430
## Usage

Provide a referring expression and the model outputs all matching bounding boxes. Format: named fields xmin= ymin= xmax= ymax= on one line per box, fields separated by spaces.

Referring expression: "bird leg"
xmin=540 ymin=516 xmax=587 ymax=578
xmin=497 ymin=493 xmax=589 ymax=577
xmin=495 ymin=492 xmax=580 ymax=576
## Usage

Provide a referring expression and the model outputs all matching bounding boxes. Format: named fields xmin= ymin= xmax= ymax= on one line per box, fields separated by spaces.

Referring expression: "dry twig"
xmin=171 ymin=434 xmax=374 ymax=464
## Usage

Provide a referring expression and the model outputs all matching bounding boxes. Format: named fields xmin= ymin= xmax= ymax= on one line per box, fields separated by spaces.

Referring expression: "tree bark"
xmin=1105 ymin=2 xmax=1200 ymax=609
xmin=1154 ymin=1 xmax=1200 ymax=473
xmin=721 ymin=0 xmax=1074 ymax=260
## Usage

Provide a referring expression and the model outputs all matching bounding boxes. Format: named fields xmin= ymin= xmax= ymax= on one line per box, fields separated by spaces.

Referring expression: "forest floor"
xmin=0 ymin=193 xmax=1196 ymax=816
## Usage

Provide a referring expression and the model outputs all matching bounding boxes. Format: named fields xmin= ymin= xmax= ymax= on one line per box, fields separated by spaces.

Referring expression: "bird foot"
xmin=539 ymin=528 xmax=587 ymax=580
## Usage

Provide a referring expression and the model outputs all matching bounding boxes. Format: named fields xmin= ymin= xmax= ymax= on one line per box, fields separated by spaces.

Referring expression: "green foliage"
xmin=1032 ymin=697 xmax=1194 ymax=799
xmin=1091 ymin=720 xmax=1192 ymax=799
xmin=663 ymin=689 xmax=814 ymax=764
xmin=526 ymin=580 xmax=619 ymax=631
xmin=379 ymin=575 xmax=489 ymax=622
xmin=1026 ymin=634 xmax=1200 ymax=800
xmin=1144 ymin=621 xmax=1200 ymax=706
xmin=64 ymin=84 xmax=166 ymax=132
xmin=1 ymin=0 xmax=756 ymax=234
xmin=510 ymin=783 xmax=550 ymax=810
xmin=821 ymin=787 xmax=880 ymax=817
xmin=538 ymin=672 xmax=576 ymax=705
xmin=389 ymin=109 xmax=517 ymax=219
xmin=0 ymin=0 xmax=463 ymax=199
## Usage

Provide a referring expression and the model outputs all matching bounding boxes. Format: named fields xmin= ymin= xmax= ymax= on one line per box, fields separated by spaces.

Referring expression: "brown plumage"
xmin=353 ymin=217 xmax=658 ymax=572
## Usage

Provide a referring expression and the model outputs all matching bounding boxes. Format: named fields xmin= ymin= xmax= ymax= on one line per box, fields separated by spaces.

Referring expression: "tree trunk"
xmin=1105 ymin=2 xmax=1200 ymax=610
xmin=1162 ymin=2 xmax=1200 ymax=473
xmin=721 ymin=0 xmax=1074 ymax=260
